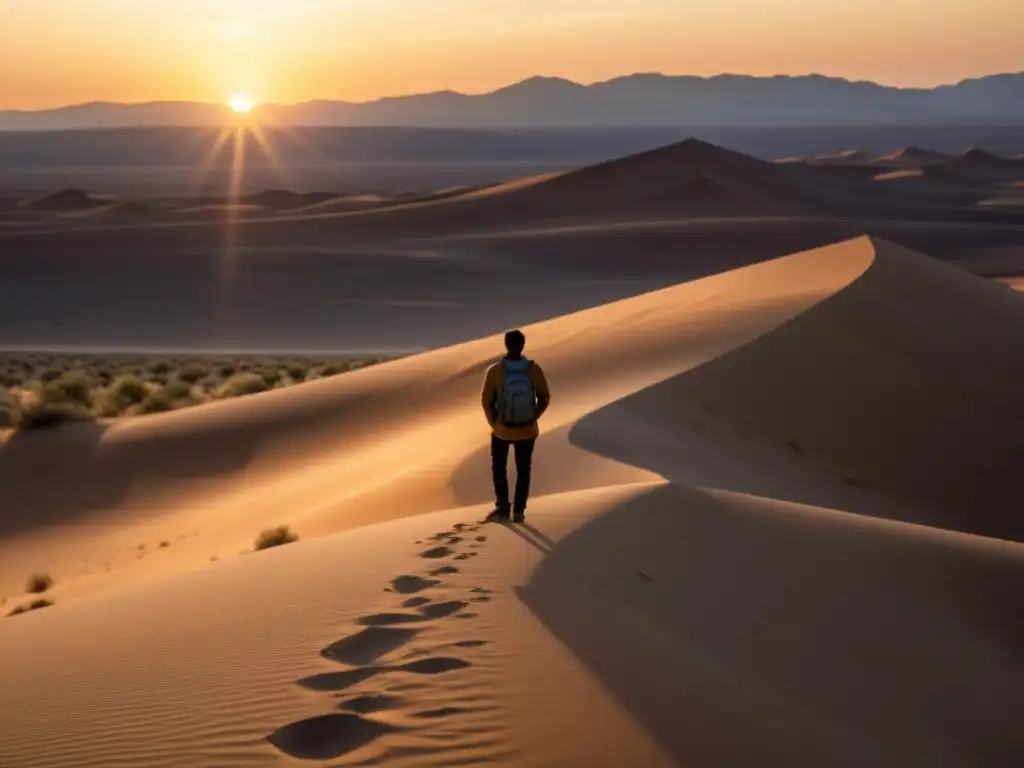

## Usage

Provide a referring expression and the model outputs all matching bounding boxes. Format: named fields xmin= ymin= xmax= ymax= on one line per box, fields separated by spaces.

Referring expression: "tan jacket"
xmin=481 ymin=357 xmax=551 ymax=441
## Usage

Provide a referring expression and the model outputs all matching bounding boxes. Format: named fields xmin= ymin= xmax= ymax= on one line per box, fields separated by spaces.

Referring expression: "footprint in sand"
xmin=298 ymin=657 xmax=472 ymax=692
xmin=452 ymin=639 xmax=488 ymax=648
xmin=402 ymin=596 xmax=431 ymax=608
xmin=418 ymin=600 xmax=467 ymax=620
xmin=429 ymin=565 xmax=459 ymax=576
xmin=454 ymin=552 xmax=477 ymax=561
xmin=397 ymin=657 xmax=471 ymax=675
xmin=420 ymin=546 xmax=453 ymax=559
xmin=357 ymin=612 xmax=428 ymax=626
xmin=267 ymin=713 xmax=397 ymax=761
xmin=322 ymin=626 xmax=420 ymax=666
xmin=414 ymin=706 xmax=471 ymax=719
xmin=341 ymin=693 xmax=402 ymax=714
xmin=298 ymin=667 xmax=381 ymax=692
xmin=391 ymin=575 xmax=441 ymax=594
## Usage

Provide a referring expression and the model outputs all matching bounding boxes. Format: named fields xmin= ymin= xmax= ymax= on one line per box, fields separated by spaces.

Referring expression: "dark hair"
xmin=504 ymin=329 xmax=526 ymax=356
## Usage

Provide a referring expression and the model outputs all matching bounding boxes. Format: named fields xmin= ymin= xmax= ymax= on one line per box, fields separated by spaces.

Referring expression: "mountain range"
xmin=2 ymin=72 xmax=1023 ymax=131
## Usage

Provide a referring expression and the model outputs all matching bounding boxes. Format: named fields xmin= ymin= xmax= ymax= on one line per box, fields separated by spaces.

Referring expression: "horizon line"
xmin=4 ymin=69 xmax=1023 ymax=114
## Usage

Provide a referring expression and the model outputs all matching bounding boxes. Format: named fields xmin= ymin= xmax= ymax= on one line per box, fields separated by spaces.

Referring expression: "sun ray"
xmin=246 ymin=122 xmax=294 ymax=190
xmin=222 ymin=124 xmax=247 ymax=283
xmin=192 ymin=125 xmax=234 ymax=197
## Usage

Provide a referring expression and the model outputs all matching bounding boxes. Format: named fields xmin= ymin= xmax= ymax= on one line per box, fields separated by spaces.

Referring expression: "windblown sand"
xmin=0 ymin=235 xmax=1021 ymax=767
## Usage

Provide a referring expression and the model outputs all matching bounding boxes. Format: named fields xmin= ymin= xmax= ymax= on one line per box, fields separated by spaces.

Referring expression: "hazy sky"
xmin=1 ymin=0 xmax=1020 ymax=109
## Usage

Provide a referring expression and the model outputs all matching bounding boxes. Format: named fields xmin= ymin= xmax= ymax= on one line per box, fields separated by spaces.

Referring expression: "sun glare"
xmin=228 ymin=94 xmax=254 ymax=114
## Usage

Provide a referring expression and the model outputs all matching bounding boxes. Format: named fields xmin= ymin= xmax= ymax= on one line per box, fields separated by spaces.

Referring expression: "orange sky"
xmin=1 ymin=0 xmax=1021 ymax=109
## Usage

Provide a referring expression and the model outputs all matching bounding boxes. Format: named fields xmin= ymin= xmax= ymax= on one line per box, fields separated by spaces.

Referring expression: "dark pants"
xmin=491 ymin=435 xmax=535 ymax=513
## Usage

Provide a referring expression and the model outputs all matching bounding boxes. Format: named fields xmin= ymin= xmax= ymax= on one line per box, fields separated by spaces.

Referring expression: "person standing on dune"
xmin=481 ymin=329 xmax=550 ymax=523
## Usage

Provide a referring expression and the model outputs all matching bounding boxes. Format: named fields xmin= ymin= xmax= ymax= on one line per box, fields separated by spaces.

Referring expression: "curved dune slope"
xmin=0 ymin=235 xmax=1021 ymax=767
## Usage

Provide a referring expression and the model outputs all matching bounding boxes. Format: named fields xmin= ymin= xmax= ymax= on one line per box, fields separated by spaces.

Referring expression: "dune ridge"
xmin=0 ymin=235 xmax=1022 ymax=767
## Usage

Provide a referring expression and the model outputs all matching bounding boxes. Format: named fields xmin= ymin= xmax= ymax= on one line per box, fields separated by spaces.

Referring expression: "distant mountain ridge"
xmin=3 ymin=72 xmax=1024 ymax=130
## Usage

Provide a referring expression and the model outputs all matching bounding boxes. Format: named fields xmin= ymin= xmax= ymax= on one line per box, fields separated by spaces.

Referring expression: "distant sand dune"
xmin=872 ymin=146 xmax=950 ymax=167
xmin=66 ymin=201 xmax=163 ymax=221
xmin=18 ymin=188 xmax=107 ymax=212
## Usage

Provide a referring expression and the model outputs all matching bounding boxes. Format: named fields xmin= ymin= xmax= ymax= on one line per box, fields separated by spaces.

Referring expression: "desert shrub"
xmin=218 ymin=364 xmax=236 ymax=378
xmin=176 ymin=363 xmax=208 ymax=384
xmin=0 ymin=370 xmax=24 ymax=388
xmin=216 ymin=372 xmax=268 ymax=399
xmin=137 ymin=389 xmax=175 ymax=414
xmin=149 ymin=360 xmax=172 ymax=375
xmin=255 ymin=366 xmax=282 ymax=387
xmin=17 ymin=399 xmax=94 ymax=430
xmin=0 ymin=388 xmax=16 ymax=428
xmin=164 ymin=380 xmax=193 ymax=400
xmin=43 ymin=371 xmax=94 ymax=407
xmin=39 ymin=367 xmax=66 ymax=383
xmin=108 ymin=374 xmax=148 ymax=405
xmin=25 ymin=573 xmax=53 ymax=594
xmin=254 ymin=525 xmax=298 ymax=550
xmin=7 ymin=598 xmax=53 ymax=617
xmin=286 ymin=363 xmax=308 ymax=381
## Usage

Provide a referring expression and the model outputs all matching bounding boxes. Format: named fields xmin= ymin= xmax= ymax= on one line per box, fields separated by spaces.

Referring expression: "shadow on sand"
xmin=512 ymin=483 xmax=1024 ymax=766
xmin=568 ymin=243 xmax=1024 ymax=543
xmin=0 ymin=419 xmax=261 ymax=537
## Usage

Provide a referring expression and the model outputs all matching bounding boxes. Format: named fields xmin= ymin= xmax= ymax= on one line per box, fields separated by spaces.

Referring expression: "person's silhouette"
xmin=480 ymin=329 xmax=550 ymax=522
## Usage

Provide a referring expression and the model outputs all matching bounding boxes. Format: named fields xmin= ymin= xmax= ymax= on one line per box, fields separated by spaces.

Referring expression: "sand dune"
xmin=872 ymin=146 xmax=950 ymax=167
xmin=293 ymin=193 xmax=394 ymax=214
xmin=1 ymin=234 xmax=1022 ymax=767
xmin=67 ymin=200 xmax=164 ymax=222
xmin=244 ymin=189 xmax=338 ymax=210
xmin=18 ymin=188 xmax=107 ymax=212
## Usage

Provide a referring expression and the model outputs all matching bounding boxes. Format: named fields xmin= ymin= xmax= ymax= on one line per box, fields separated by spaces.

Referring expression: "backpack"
xmin=497 ymin=357 xmax=537 ymax=427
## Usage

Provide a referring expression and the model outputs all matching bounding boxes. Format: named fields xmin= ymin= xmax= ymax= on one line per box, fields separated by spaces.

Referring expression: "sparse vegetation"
xmin=0 ymin=352 xmax=392 ymax=430
xmin=217 ymin=372 xmax=269 ymax=399
xmin=44 ymin=371 xmax=94 ymax=406
xmin=7 ymin=598 xmax=54 ymax=617
xmin=26 ymin=573 xmax=53 ymax=594
xmin=17 ymin=398 xmax=94 ymax=429
xmin=254 ymin=525 xmax=299 ymax=551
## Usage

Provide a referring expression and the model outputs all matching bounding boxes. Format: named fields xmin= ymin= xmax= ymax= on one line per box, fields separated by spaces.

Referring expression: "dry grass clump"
xmin=254 ymin=525 xmax=299 ymax=551
xmin=26 ymin=572 xmax=53 ymax=593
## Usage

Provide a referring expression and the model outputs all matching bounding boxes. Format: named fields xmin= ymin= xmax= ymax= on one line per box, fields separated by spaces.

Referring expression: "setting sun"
xmin=228 ymin=94 xmax=254 ymax=114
